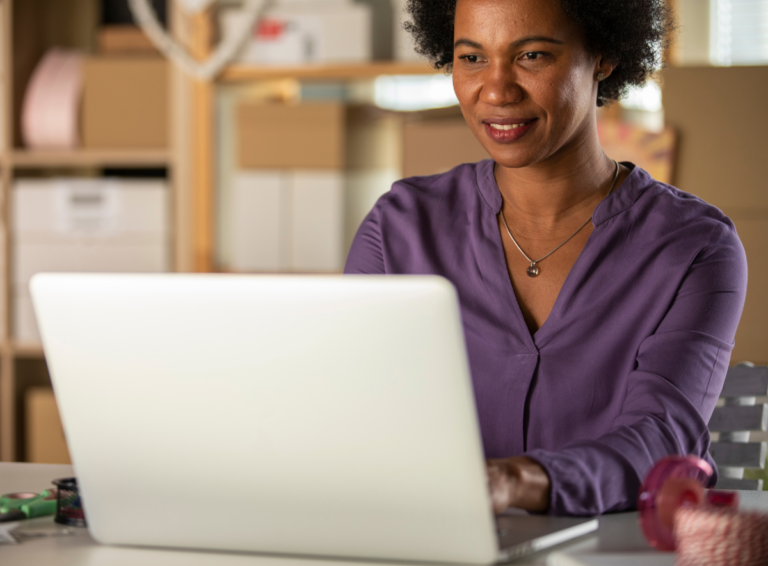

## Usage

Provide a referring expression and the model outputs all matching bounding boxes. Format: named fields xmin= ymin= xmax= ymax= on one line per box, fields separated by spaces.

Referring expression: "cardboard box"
xmin=238 ymin=103 xmax=345 ymax=169
xmin=662 ymin=66 xmax=768 ymax=209
xmin=82 ymin=57 xmax=168 ymax=149
xmin=25 ymin=387 xmax=71 ymax=464
xmin=221 ymin=1 xmax=371 ymax=65
xmin=662 ymin=66 xmax=768 ymax=365
xmin=229 ymin=170 xmax=344 ymax=273
xmin=98 ymin=25 xmax=158 ymax=54
xmin=402 ymin=110 xmax=490 ymax=178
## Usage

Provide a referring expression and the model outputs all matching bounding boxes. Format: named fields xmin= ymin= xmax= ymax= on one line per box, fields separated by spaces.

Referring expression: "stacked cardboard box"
xmin=232 ymin=102 xmax=346 ymax=273
xmin=401 ymin=108 xmax=490 ymax=178
xmin=25 ymin=387 xmax=71 ymax=464
xmin=12 ymin=178 xmax=170 ymax=343
xmin=82 ymin=57 xmax=168 ymax=149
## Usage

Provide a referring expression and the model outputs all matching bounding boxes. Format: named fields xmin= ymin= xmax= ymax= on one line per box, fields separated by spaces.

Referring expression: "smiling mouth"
xmin=488 ymin=122 xmax=530 ymax=131
xmin=483 ymin=119 xmax=537 ymax=143
xmin=486 ymin=118 xmax=537 ymax=130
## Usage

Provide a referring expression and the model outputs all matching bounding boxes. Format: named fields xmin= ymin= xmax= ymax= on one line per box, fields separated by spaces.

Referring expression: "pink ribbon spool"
xmin=21 ymin=49 xmax=84 ymax=149
xmin=638 ymin=456 xmax=739 ymax=551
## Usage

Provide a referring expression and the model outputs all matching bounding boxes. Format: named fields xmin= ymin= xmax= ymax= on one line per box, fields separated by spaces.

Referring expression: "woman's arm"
xmin=501 ymin=221 xmax=748 ymax=516
xmin=345 ymin=202 xmax=386 ymax=275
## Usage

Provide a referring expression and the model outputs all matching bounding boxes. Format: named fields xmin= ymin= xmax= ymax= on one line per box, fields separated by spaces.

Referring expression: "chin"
xmin=483 ymin=146 xmax=543 ymax=169
xmin=470 ymin=126 xmax=546 ymax=169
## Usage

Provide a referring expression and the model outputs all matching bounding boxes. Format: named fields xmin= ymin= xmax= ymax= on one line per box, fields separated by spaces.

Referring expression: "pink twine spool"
xmin=674 ymin=507 xmax=768 ymax=566
xmin=21 ymin=49 xmax=83 ymax=149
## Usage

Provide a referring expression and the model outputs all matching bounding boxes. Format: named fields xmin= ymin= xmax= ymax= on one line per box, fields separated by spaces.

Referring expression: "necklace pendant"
xmin=526 ymin=263 xmax=540 ymax=278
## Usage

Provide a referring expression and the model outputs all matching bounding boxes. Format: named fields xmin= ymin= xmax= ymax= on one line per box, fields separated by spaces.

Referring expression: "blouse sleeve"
xmin=344 ymin=199 xmax=387 ymax=275
xmin=526 ymin=221 xmax=748 ymax=515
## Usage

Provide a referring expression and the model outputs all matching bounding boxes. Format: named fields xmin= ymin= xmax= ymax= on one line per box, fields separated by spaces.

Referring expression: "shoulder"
xmin=344 ymin=160 xmax=492 ymax=274
xmin=607 ymin=165 xmax=741 ymax=250
xmin=609 ymin=166 xmax=747 ymax=294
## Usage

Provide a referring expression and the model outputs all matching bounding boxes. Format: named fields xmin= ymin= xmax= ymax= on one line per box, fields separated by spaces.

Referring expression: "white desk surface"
xmin=1 ymin=463 xmax=767 ymax=566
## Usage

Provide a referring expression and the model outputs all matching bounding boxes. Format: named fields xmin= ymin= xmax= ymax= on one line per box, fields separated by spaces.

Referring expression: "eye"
xmin=458 ymin=54 xmax=481 ymax=64
xmin=522 ymin=52 xmax=545 ymax=61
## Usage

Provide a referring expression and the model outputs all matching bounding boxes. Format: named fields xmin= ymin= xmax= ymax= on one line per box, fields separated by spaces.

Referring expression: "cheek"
xmin=541 ymin=69 xmax=593 ymax=124
xmin=452 ymin=72 xmax=472 ymax=106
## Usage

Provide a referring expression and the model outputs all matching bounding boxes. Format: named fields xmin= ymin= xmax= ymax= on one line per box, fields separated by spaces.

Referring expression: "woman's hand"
xmin=486 ymin=456 xmax=551 ymax=514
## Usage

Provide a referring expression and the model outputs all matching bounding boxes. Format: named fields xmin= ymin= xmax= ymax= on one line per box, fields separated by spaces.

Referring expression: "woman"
xmin=346 ymin=0 xmax=747 ymax=516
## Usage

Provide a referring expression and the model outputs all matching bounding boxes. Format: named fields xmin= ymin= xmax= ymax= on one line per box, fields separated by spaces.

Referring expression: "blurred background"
xmin=0 ymin=0 xmax=766 ymax=480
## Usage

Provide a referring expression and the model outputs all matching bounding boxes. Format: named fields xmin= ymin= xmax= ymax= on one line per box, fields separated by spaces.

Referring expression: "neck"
xmin=494 ymin=138 xmax=617 ymax=230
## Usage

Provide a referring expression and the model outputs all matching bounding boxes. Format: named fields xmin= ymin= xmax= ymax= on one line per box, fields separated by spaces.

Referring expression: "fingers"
xmin=486 ymin=456 xmax=552 ymax=514
xmin=486 ymin=459 xmax=514 ymax=515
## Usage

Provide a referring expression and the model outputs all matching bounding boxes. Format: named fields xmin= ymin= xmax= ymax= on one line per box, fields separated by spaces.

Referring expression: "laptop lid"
xmin=31 ymin=273 xmax=499 ymax=564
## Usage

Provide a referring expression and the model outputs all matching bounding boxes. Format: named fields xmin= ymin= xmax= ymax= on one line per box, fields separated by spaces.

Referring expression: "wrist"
xmin=488 ymin=456 xmax=551 ymax=514
xmin=507 ymin=456 xmax=551 ymax=513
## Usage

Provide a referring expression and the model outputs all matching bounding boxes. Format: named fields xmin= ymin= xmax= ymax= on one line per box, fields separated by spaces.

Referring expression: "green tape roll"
xmin=21 ymin=489 xmax=57 ymax=519
xmin=0 ymin=492 xmax=41 ymax=515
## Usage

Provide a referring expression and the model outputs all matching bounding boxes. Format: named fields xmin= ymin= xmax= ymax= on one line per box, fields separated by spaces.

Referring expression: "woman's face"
xmin=452 ymin=0 xmax=603 ymax=169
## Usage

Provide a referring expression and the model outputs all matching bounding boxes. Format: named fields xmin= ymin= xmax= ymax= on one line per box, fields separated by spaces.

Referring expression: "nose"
xmin=479 ymin=62 xmax=525 ymax=107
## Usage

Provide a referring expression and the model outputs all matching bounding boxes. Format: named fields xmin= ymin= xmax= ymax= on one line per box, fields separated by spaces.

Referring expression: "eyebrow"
xmin=453 ymin=36 xmax=565 ymax=50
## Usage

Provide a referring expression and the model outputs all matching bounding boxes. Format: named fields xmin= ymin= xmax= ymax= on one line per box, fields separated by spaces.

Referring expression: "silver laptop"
xmin=31 ymin=273 xmax=596 ymax=564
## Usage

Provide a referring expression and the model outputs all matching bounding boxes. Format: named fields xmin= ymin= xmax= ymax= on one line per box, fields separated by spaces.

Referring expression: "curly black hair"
xmin=404 ymin=0 xmax=675 ymax=106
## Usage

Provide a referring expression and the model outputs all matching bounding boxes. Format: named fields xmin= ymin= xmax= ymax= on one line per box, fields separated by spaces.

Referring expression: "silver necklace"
xmin=499 ymin=160 xmax=620 ymax=278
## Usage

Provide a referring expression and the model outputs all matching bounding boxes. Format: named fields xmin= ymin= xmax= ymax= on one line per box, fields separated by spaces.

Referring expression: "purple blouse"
xmin=344 ymin=160 xmax=747 ymax=516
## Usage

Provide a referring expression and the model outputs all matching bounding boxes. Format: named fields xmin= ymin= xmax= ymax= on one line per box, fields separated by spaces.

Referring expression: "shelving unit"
xmin=0 ymin=0 xmax=441 ymax=462
xmin=9 ymin=149 xmax=172 ymax=168
xmin=191 ymin=25 xmax=439 ymax=273
xmin=219 ymin=61 xmax=437 ymax=82
xmin=0 ymin=0 xmax=190 ymax=461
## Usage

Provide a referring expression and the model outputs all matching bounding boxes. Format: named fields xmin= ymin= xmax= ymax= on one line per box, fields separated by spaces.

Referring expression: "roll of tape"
xmin=21 ymin=49 xmax=83 ymax=149
xmin=674 ymin=507 xmax=768 ymax=566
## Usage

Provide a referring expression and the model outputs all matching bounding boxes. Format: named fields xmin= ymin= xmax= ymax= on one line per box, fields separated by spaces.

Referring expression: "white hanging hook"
xmin=128 ymin=0 xmax=271 ymax=81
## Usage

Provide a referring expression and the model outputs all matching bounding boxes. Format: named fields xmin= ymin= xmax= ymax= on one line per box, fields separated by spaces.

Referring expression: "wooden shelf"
xmin=218 ymin=61 xmax=439 ymax=83
xmin=9 ymin=149 xmax=172 ymax=168
xmin=10 ymin=342 xmax=44 ymax=358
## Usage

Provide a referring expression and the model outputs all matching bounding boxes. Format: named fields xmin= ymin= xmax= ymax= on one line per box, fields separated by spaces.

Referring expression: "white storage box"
xmin=230 ymin=171 xmax=291 ymax=272
xmin=221 ymin=1 xmax=371 ymax=65
xmin=229 ymin=170 xmax=344 ymax=273
xmin=13 ymin=178 xmax=168 ymax=235
xmin=12 ymin=178 xmax=170 ymax=343
xmin=291 ymin=171 xmax=344 ymax=272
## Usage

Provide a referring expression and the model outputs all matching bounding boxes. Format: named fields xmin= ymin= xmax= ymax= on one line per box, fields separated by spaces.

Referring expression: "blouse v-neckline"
xmin=473 ymin=160 xmax=633 ymax=349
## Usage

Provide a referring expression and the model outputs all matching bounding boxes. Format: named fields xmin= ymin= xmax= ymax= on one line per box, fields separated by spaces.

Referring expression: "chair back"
xmin=708 ymin=363 xmax=768 ymax=490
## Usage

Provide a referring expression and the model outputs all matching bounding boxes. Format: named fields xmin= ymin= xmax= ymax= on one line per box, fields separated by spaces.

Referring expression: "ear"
xmin=595 ymin=58 xmax=617 ymax=82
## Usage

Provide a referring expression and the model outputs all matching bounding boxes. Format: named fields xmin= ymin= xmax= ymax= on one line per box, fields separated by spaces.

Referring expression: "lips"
xmin=482 ymin=118 xmax=537 ymax=143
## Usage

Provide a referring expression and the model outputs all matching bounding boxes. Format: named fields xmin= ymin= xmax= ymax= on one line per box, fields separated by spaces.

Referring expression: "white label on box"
xmin=54 ymin=179 xmax=122 ymax=236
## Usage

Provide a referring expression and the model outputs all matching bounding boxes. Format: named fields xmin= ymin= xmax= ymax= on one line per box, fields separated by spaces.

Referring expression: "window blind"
xmin=711 ymin=0 xmax=768 ymax=65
